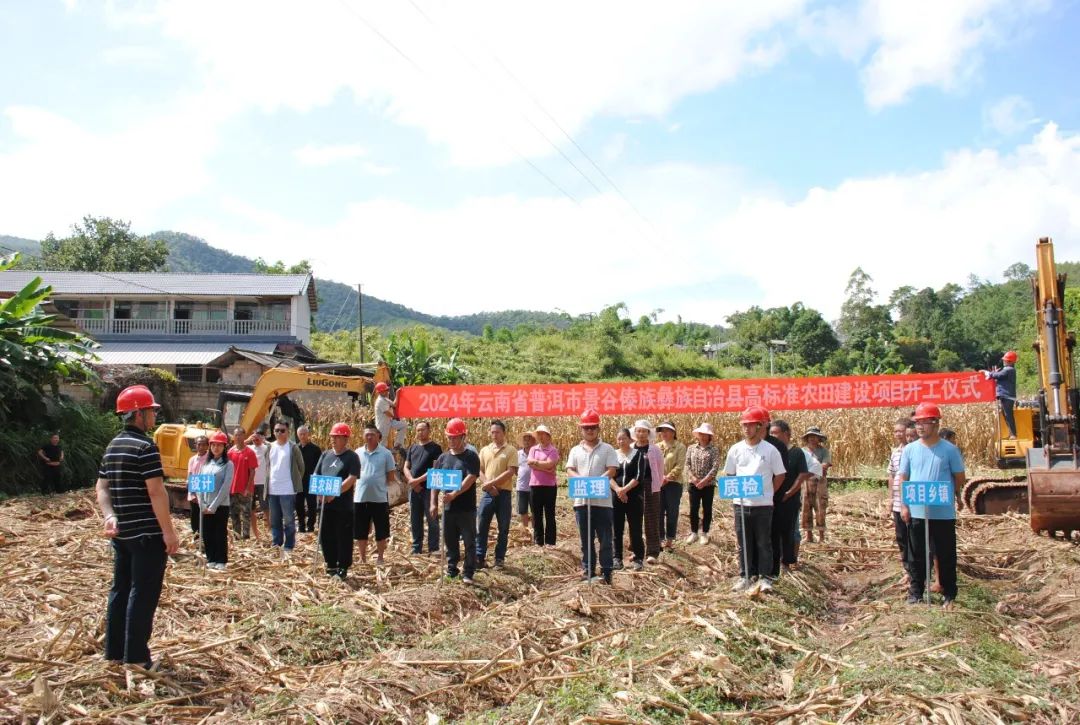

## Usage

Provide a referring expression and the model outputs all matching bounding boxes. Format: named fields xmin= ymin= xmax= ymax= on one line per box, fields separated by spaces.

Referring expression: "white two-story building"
xmin=0 ymin=271 xmax=318 ymax=383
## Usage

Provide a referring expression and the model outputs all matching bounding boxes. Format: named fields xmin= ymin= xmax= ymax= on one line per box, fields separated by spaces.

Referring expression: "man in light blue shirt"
xmin=899 ymin=403 xmax=966 ymax=608
xmin=353 ymin=427 xmax=398 ymax=566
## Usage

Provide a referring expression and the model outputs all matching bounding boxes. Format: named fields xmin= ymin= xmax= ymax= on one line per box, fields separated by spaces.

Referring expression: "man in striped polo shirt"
xmin=95 ymin=385 xmax=179 ymax=669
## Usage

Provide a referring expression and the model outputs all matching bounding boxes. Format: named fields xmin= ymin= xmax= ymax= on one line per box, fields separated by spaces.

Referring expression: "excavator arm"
xmin=238 ymin=368 xmax=376 ymax=436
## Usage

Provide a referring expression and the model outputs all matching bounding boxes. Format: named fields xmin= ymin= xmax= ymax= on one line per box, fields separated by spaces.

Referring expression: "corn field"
xmin=299 ymin=400 xmax=998 ymax=476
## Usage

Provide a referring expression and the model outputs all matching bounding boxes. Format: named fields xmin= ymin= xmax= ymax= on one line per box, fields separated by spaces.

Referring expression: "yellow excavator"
xmin=964 ymin=238 xmax=1080 ymax=537
xmin=155 ymin=362 xmax=393 ymax=508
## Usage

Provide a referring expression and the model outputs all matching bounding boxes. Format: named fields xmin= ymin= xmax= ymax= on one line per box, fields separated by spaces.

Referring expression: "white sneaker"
xmin=645 ymin=555 xmax=658 ymax=565
xmin=697 ymin=532 xmax=710 ymax=545
xmin=758 ymin=578 xmax=774 ymax=593
xmin=685 ymin=532 xmax=698 ymax=544
xmin=731 ymin=577 xmax=751 ymax=592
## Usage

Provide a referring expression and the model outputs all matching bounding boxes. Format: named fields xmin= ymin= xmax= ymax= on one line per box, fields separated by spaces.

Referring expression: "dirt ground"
xmin=1 ymin=486 xmax=1078 ymax=724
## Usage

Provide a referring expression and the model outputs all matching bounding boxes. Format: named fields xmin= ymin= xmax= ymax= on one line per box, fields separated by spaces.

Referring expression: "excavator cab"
xmin=995 ymin=403 xmax=1037 ymax=468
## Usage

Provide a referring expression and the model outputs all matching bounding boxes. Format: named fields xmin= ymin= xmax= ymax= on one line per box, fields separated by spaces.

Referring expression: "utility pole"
xmin=357 ymin=283 xmax=364 ymax=363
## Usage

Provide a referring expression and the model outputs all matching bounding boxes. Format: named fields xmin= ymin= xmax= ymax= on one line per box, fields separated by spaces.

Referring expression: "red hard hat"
xmin=374 ymin=382 xmax=389 ymax=393
xmin=913 ymin=402 xmax=942 ymax=421
xmin=579 ymin=408 xmax=601 ymax=426
xmin=208 ymin=430 xmax=229 ymax=445
xmin=116 ymin=385 xmax=160 ymax=414
xmin=329 ymin=422 xmax=352 ymax=437
xmin=740 ymin=406 xmax=770 ymax=424
xmin=1003 ymin=350 xmax=1018 ymax=363
xmin=445 ymin=418 xmax=467 ymax=436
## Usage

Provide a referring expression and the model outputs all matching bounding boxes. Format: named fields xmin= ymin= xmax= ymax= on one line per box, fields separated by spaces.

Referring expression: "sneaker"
xmin=580 ymin=572 xmax=595 ymax=582
xmin=612 ymin=558 xmax=624 ymax=570
xmin=462 ymin=576 xmax=474 ymax=585
xmin=758 ymin=578 xmax=774 ymax=593
xmin=731 ymin=577 xmax=751 ymax=592
xmin=494 ymin=560 xmax=505 ymax=569
xmin=685 ymin=532 xmax=699 ymax=544
xmin=698 ymin=532 xmax=710 ymax=545
xmin=942 ymin=597 xmax=955 ymax=609
xmin=906 ymin=594 xmax=922 ymax=605
xmin=645 ymin=555 xmax=658 ymax=565
xmin=632 ymin=560 xmax=644 ymax=571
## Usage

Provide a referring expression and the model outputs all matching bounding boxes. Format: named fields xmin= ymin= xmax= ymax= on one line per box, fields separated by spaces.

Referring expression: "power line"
xmin=327 ymin=285 xmax=354 ymax=331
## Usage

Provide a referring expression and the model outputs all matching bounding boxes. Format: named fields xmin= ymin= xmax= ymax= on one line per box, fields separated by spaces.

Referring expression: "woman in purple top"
xmin=516 ymin=432 xmax=536 ymax=534
xmin=527 ymin=425 xmax=560 ymax=547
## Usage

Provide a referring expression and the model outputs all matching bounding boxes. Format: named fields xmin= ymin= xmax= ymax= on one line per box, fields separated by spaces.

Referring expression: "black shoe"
xmin=494 ymin=560 xmax=505 ymax=569
xmin=602 ymin=573 xmax=613 ymax=585
xmin=475 ymin=558 xmax=488 ymax=569
xmin=612 ymin=558 xmax=624 ymax=570
xmin=906 ymin=594 xmax=922 ymax=604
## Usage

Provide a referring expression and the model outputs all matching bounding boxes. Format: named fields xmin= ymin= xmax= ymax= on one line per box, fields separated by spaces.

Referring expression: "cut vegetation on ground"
xmin=1 ymin=489 xmax=1078 ymax=723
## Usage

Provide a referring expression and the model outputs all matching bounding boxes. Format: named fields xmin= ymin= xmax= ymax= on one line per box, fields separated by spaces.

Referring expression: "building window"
xmin=176 ymin=365 xmax=204 ymax=383
xmin=174 ymin=301 xmax=226 ymax=321
xmin=205 ymin=368 xmax=221 ymax=383
xmin=54 ymin=299 xmax=106 ymax=319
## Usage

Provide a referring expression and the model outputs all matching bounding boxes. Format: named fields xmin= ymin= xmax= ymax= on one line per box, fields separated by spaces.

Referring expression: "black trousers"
xmin=319 ymin=503 xmax=354 ymax=573
xmin=443 ymin=508 xmax=477 ymax=577
xmin=42 ymin=467 xmax=62 ymax=494
xmin=105 ymin=535 xmax=167 ymax=667
xmin=1000 ymin=397 xmax=1017 ymax=438
xmin=644 ymin=490 xmax=662 ymax=557
xmin=530 ymin=486 xmax=557 ymax=546
xmin=612 ymin=492 xmax=644 ymax=562
xmin=202 ymin=506 xmax=229 ymax=565
xmin=295 ymin=492 xmax=318 ymax=532
xmin=688 ymin=485 xmax=715 ymax=533
xmin=908 ymin=518 xmax=957 ymax=598
xmin=734 ymin=505 xmax=773 ymax=579
xmin=770 ymin=499 xmax=799 ymax=576
xmin=189 ymin=502 xmax=200 ymax=536
xmin=893 ymin=510 xmax=912 ymax=573
xmin=660 ymin=483 xmax=682 ymax=541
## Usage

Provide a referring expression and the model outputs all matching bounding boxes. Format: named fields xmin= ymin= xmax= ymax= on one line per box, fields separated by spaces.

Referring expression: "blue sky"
xmin=1 ymin=0 xmax=1078 ymax=323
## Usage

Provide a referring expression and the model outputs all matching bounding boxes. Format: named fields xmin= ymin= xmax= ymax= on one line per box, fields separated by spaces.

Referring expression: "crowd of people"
xmin=93 ymin=382 xmax=967 ymax=670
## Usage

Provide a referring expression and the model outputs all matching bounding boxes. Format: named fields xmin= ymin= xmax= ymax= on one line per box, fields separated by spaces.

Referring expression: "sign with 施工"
xmin=717 ymin=475 xmax=765 ymax=500
xmin=568 ymin=476 xmax=610 ymax=500
xmin=309 ymin=475 xmax=343 ymax=497
xmin=902 ymin=480 xmax=955 ymax=507
xmin=187 ymin=473 xmax=216 ymax=494
xmin=428 ymin=469 xmax=463 ymax=492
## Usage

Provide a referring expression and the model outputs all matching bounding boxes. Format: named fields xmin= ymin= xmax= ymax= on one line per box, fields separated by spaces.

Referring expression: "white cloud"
xmin=984 ymin=95 xmax=1040 ymax=136
xmin=362 ymin=161 xmax=396 ymax=176
xmin=803 ymin=0 xmax=1052 ymax=110
xmin=293 ymin=143 xmax=368 ymax=167
xmin=177 ymin=124 xmax=1080 ymax=325
xmin=100 ymin=45 xmax=165 ymax=65
xmin=602 ymin=133 xmax=629 ymax=163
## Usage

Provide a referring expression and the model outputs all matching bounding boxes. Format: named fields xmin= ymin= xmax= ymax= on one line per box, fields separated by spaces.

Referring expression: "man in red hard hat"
xmin=94 ymin=385 xmax=179 ymax=669
xmin=373 ymin=381 xmax=407 ymax=449
xmin=981 ymin=351 xmax=1018 ymax=439
xmin=566 ymin=409 xmax=620 ymax=584
xmin=721 ymin=406 xmax=787 ymax=594
xmin=313 ymin=423 xmax=361 ymax=579
xmin=899 ymin=402 xmax=966 ymax=608
xmin=430 ymin=418 xmax=481 ymax=583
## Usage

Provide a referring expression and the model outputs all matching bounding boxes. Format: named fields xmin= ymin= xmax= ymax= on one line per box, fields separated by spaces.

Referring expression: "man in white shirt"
xmin=248 ymin=425 xmax=271 ymax=537
xmin=565 ymin=409 xmax=620 ymax=584
xmin=373 ymin=382 xmax=407 ymax=449
xmin=266 ymin=422 xmax=303 ymax=552
xmin=723 ymin=406 xmax=786 ymax=593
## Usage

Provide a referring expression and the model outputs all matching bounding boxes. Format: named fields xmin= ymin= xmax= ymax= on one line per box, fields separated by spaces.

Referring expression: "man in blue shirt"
xmin=982 ymin=350 xmax=1018 ymax=439
xmin=899 ymin=402 xmax=967 ymax=608
xmin=353 ymin=426 xmax=398 ymax=567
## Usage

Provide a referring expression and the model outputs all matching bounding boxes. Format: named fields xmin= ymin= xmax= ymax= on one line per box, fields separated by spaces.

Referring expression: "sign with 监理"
xmin=568 ymin=476 xmax=610 ymax=499
xmin=309 ymin=475 xmax=343 ymax=496
xmin=717 ymin=475 xmax=765 ymax=500
xmin=428 ymin=469 xmax=463 ymax=492
xmin=187 ymin=473 xmax=215 ymax=494
xmin=902 ymin=481 xmax=955 ymax=507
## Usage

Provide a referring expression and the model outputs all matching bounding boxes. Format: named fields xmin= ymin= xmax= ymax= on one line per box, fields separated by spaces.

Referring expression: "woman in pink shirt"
xmin=186 ymin=435 xmax=209 ymax=541
xmin=527 ymin=425 xmax=561 ymax=547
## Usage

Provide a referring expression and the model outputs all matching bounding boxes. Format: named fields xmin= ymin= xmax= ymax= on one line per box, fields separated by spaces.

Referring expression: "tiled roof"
xmin=0 ymin=271 xmax=317 ymax=309
xmin=93 ymin=341 xmax=278 ymax=365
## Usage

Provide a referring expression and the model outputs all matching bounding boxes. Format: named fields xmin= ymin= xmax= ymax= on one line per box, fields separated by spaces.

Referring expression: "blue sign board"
xmin=428 ymin=469 xmax=463 ymax=492
xmin=309 ymin=475 xmax=343 ymax=497
xmin=187 ymin=473 xmax=216 ymax=494
xmin=717 ymin=475 xmax=765 ymax=500
xmin=568 ymin=476 xmax=610 ymax=499
xmin=902 ymin=481 xmax=955 ymax=507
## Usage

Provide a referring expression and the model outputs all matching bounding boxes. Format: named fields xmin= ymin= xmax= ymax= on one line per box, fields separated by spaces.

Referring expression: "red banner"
xmin=397 ymin=372 xmax=994 ymax=419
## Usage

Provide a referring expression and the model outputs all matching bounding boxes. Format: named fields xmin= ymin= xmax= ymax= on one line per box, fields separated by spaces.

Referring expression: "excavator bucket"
xmin=1027 ymin=448 xmax=1080 ymax=537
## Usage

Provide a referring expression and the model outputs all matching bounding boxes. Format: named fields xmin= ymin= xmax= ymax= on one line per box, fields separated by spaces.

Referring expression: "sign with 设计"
xmin=396 ymin=372 xmax=993 ymax=419
xmin=717 ymin=475 xmax=765 ymax=500
xmin=568 ymin=476 xmax=610 ymax=499
xmin=427 ymin=469 xmax=463 ymax=492
xmin=309 ymin=475 xmax=343 ymax=497
xmin=902 ymin=481 xmax=955 ymax=507
xmin=187 ymin=473 xmax=215 ymax=494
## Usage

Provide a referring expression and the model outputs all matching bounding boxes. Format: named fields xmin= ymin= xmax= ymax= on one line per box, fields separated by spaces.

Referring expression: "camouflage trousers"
xmin=801 ymin=478 xmax=828 ymax=537
xmin=230 ymin=493 xmax=252 ymax=538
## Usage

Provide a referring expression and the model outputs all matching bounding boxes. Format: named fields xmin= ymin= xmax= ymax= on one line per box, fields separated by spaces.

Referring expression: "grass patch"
xmin=957 ymin=581 xmax=996 ymax=612
xmin=827 ymin=478 xmax=887 ymax=494
xmin=256 ymin=603 xmax=390 ymax=665
xmin=547 ymin=677 xmax=612 ymax=717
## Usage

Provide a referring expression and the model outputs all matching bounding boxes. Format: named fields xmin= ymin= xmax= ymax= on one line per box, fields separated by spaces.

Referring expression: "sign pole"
xmin=313 ymin=498 xmax=325 ymax=573
xmin=925 ymin=512 xmax=932 ymax=607
xmin=739 ymin=502 xmax=750 ymax=584
xmin=200 ymin=504 xmax=206 ymax=564
xmin=587 ymin=498 xmax=593 ymax=584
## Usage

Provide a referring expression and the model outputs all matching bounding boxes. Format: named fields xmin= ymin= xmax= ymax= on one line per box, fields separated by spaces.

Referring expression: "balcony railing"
xmin=76 ymin=318 xmax=291 ymax=336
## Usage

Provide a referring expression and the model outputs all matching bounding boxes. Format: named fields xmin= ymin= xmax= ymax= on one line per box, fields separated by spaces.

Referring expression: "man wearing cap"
xmin=767 ymin=420 xmax=810 ymax=577
xmin=723 ymin=407 xmax=786 ymax=593
xmin=475 ymin=420 xmax=518 ymax=569
xmin=981 ymin=351 xmax=1018 ymax=439
xmin=630 ymin=420 xmax=666 ymax=564
xmin=685 ymin=423 xmax=720 ymax=545
xmin=430 ymin=419 xmax=481 ymax=583
xmin=800 ymin=427 xmax=831 ymax=543
xmin=527 ymin=425 xmax=561 ymax=547
xmin=656 ymin=421 xmax=686 ymax=550
xmin=314 ymin=423 xmax=361 ymax=579
xmin=900 ymin=403 xmax=966 ymax=607
xmin=95 ymin=385 xmax=179 ymax=669
xmin=404 ymin=421 xmax=442 ymax=555
xmin=374 ymin=382 xmax=407 ymax=449
xmin=565 ymin=410 xmax=620 ymax=584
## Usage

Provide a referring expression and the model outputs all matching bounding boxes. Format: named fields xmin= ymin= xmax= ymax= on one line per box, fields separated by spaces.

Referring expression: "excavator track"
xmin=962 ymin=476 xmax=1029 ymax=517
